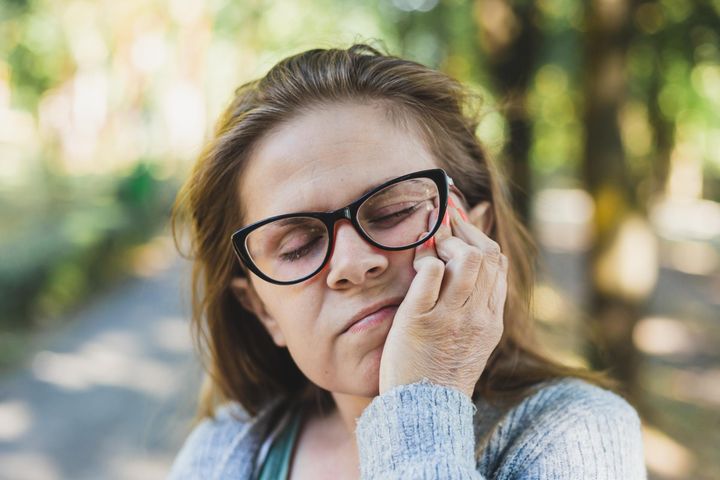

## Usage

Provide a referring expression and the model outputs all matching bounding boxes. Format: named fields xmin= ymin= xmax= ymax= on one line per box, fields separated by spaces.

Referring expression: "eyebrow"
xmin=358 ymin=175 xmax=396 ymax=198
xmin=255 ymin=173 xmax=415 ymax=225
xmin=290 ymin=175 xmax=396 ymax=215
xmin=272 ymin=217 xmax=314 ymax=227
xmin=320 ymin=173 xmax=434 ymax=212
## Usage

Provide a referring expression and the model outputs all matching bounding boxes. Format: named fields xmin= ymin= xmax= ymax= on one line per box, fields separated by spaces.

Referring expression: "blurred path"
xmin=0 ymin=247 xmax=202 ymax=480
xmin=538 ymin=248 xmax=720 ymax=480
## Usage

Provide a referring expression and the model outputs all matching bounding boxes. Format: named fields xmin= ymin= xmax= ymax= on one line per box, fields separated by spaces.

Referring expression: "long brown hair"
xmin=170 ymin=42 xmax=616 ymax=427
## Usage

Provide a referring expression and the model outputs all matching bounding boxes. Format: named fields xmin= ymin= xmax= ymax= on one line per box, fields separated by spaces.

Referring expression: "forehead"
xmin=238 ymin=102 xmax=438 ymax=224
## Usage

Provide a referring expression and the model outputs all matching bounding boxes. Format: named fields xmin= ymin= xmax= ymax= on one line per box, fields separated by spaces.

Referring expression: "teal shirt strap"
xmin=258 ymin=406 xmax=304 ymax=480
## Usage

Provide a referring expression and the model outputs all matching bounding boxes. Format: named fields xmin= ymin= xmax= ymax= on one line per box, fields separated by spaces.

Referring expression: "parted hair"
xmin=170 ymin=41 xmax=616 ymax=429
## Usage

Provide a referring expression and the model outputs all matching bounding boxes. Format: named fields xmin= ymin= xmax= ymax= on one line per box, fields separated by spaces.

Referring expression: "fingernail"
xmin=441 ymin=210 xmax=450 ymax=228
xmin=420 ymin=237 xmax=435 ymax=250
xmin=459 ymin=209 xmax=469 ymax=221
xmin=449 ymin=196 xmax=469 ymax=221
xmin=449 ymin=206 xmax=462 ymax=223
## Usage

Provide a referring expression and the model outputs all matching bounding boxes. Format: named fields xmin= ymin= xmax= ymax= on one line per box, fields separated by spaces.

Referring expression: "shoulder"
xmin=480 ymin=377 xmax=646 ymax=479
xmin=511 ymin=376 xmax=640 ymax=424
xmin=167 ymin=398 xmax=283 ymax=480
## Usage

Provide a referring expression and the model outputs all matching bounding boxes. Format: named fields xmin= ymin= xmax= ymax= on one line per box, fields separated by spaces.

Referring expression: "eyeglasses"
xmin=231 ymin=168 xmax=453 ymax=285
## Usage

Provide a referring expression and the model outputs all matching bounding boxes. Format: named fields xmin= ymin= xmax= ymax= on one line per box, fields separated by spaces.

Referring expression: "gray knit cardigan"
xmin=167 ymin=376 xmax=647 ymax=479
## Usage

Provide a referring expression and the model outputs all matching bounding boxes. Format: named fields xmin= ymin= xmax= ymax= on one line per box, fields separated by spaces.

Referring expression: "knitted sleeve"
xmin=355 ymin=377 xmax=647 ymax=480
xmin=482 ymin=378 xmax=647 ymax=480
xmin=355 ymin=378 xmax=485 ymax=479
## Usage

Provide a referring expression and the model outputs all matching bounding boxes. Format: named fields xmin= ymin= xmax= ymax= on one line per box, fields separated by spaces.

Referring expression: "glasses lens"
xmin=357 ymin=177 xmax=440 ymax=248
xmin=245 ymin=216 xmax=329 ymax=283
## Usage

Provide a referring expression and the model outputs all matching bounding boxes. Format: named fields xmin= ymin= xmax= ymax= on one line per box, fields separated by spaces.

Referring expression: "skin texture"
xmin=230 ymin=101 xmax=506 ymax=460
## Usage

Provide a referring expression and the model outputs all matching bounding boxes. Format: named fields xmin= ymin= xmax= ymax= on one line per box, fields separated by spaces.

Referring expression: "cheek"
xmin=281 ymin=251 xmax=419 ymax=391
xmin=256 ymin=284 xmax=324 ymax=338
xmin=278 ymin=289 xmax=326 ymax=339
xmin=391 ymin=248 xmax=421 ymax=284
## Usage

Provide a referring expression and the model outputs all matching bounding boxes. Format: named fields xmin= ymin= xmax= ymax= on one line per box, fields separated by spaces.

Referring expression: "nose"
xmin=325 ymin=220 xmax=389 ymax=288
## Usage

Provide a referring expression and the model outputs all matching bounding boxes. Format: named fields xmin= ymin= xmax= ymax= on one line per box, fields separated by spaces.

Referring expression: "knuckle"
xmin=486 ymin=241 xmax=502 ymax=256
xmin=424 ymin=257 xmax=446 ymax=275
xmin=482 ymin=243 xmax=503 ymax=266
xmin=461 ymin=247 xmax=483 ymax=268
xmin=478 ymin=234 xmax=499 ymax=250
xmin=499 ymin=253 xmax=509 ymax=269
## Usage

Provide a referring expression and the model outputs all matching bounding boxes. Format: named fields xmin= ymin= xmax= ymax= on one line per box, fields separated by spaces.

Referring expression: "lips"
xmin=341 ymin=296 xmax=404 ymax=334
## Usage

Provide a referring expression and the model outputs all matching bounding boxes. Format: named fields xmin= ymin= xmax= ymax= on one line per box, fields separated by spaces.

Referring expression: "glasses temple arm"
xmin=447 ymin=176 xmax=470 ymax=208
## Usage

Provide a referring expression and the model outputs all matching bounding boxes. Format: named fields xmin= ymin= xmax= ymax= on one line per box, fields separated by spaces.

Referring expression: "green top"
xmin=257 ymin=407 xmax=304 ymax=480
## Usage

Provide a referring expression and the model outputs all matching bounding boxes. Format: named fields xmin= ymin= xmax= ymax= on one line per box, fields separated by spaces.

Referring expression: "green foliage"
xmin=0 ymin=0 xmax=33 ymax=17
xmin=0 ymin=168 xmax=177 ymax=329
xmin=2 ymin=3 xmax=70 ymax=109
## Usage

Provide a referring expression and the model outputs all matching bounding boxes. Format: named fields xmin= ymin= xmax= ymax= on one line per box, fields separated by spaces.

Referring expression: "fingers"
xmin=409 ymin=201 xmax=509 ymax=313
xmin=449 ymin=193 xmax=469 ymax=221
xmin=434 ymin=204 xmax=507 ymax=310
xmin=408 ymin=207 xmax=477 ymax=308
xmin=487 ymin=254 xmax=509 ymax=316
xmin=412 ymin=229 xmax=438 ymax=271
xmin=448 ymin=205 xmax=502 ymax=261
xmin=406 ymin=231 xmax=445 ymax=314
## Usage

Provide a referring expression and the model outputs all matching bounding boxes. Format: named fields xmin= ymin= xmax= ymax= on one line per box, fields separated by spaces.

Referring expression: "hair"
xmin=171 ymin=42 xmax=617 ymax=433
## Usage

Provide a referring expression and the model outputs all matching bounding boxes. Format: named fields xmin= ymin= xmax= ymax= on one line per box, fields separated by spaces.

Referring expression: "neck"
xmin=331 ymin=390 xmax=373 ymax=438
xmin=302 ymin=390 xmax=373 ymax=455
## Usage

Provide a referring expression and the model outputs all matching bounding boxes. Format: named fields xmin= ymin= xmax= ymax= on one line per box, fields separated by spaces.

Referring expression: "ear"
xmin=229 ymin=276 xmax=287 ymax=348
xmin=467 ymin=200 xmax=494 ymax=235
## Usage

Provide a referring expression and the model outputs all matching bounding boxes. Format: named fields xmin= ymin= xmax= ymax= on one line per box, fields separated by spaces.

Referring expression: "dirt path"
xmin=0 ymin=254 xmax=202 ymax=480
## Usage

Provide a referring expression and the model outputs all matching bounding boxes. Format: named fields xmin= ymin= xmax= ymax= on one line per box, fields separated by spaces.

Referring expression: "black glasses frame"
xmin=230 ymin=168 xmax=452 ymax=285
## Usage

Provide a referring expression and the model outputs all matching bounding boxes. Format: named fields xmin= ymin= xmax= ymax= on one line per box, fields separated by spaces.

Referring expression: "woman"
xmin=168 ymin=43 xmax=646 ymax=479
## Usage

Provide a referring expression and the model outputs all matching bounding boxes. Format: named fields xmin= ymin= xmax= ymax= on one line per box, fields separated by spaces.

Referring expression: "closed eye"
xmin=366 ymin=203 xmax=421 ymax=225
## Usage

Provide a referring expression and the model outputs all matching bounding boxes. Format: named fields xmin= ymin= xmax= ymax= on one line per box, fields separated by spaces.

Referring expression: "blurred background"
xmin=0 ymin=0 xmax=718 ymax=479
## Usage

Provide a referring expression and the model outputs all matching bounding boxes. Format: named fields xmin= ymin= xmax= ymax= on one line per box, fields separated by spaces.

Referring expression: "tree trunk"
xmin=474 ymin=0 xmax=539 ymax=225
xmin=582 ymin=0 xmax=653 ymax=403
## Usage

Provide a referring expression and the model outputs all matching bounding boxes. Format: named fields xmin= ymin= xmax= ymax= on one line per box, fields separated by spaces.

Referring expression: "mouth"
xmin=341 ymin=297 xmax=403 ymax=334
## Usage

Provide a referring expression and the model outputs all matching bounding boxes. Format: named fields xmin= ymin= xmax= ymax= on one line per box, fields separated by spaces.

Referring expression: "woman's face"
xmin=233 ymin=101 xmax=457 ymax=398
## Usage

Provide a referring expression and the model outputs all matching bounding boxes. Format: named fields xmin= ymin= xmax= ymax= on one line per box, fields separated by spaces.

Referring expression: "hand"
xmin=378 ymin=199 xmax=508 ymax=398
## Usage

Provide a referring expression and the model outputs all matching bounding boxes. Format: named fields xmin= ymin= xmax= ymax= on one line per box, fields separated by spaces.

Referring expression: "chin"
xmin=356 ymin=348 xmax=383 ymax=396
xmin=355 ymin=384 xmax=381 ymax=399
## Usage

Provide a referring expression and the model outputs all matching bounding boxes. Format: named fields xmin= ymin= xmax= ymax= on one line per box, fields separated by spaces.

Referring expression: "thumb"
xmin=404 ymin=232 xmax=445 ymax=314
xmin=413 ymin=231 xmax=436 ymax=269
